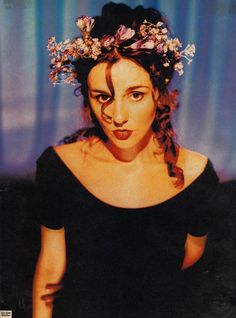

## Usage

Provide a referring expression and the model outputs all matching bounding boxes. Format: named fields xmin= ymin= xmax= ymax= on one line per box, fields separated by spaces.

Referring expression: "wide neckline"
xmin=48 ymin=146 xmax=210 ymax=211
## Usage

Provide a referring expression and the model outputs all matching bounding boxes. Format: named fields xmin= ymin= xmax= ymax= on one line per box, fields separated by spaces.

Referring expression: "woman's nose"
xmin=112 ymin=100 xmax=128 ymax=126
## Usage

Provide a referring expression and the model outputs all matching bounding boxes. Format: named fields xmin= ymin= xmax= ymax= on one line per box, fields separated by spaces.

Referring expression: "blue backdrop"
xmin=0 ymin=0 xmax=235 ymax=180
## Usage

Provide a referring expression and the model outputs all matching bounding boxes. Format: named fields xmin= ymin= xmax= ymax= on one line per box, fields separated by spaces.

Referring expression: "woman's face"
xmin=87 ymin=58 xmax=159 ymax=150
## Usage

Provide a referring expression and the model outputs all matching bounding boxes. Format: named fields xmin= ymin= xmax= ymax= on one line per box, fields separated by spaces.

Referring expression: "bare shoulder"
xmin=178 ymin=147 xmax=208 ymax=181
xmin=53 ymin=136 xmax=103 ymax=166
xmin=53 ymin=139 xmax=87 ymax=152
xmin=53 ymin=139 xmax=90 ymax=165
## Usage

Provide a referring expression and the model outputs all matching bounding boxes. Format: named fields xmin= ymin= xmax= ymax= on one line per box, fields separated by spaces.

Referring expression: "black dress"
xmin=35 ymin=146 xmax=219 ymax=318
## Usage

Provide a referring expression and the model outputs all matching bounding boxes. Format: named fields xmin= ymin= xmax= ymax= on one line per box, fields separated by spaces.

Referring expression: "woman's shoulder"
xmin=53 ymin=137 xmax=105 ymax=167
xmin=53 ymin=139 xmax=88 ymax=155
xmin=36 ymin=140 xmax=85 ymax=166
xmin=53 ymin=139 xmax=91 ymax=165
xmin=178 ymin=147 xmax=209 ymax=182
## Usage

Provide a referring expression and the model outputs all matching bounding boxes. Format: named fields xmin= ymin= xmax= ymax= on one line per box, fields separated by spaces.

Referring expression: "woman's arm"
xmin=181 ymin=233 xmax=208 ymax=270
xmin=32 ymin=225 xmax=66 ymax=318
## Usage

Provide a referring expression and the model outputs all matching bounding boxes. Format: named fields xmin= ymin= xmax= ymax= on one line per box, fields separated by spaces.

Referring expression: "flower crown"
xmin=47 ymin=15 xmax=195 ymax=86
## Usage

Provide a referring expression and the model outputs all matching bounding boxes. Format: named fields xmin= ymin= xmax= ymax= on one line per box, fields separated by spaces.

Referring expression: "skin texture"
xmin=32 ymin=226 xmax=66 ymax=317
xmin=32 ymin=58 xmax=209 ymax=317
xmin=87 ymin=58 xmax=159 ymax=160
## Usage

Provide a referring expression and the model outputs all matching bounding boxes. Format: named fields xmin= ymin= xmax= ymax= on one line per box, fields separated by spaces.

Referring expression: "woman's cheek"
xmin=89 ymin=101 xmax=102 ymax=120
xmin=133 ymin=102 xmax=156 ymax=124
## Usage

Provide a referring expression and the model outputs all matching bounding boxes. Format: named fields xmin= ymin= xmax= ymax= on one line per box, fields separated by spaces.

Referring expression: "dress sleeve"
xmin=187 ymin=160 xmax=220 ymax=237
xmin=34 ymin=147 xmax=65 ymax=229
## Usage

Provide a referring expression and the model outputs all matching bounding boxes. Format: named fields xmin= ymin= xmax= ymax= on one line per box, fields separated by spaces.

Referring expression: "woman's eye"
xmin=130 ymin=92 xmax=144 ymax=101
xmin=96 ymin=95 xmax=111 ymax=103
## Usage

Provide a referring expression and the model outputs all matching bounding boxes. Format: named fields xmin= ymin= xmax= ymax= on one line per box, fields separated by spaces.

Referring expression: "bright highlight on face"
xmin=87 ymin=58 xmax=159 ymax=149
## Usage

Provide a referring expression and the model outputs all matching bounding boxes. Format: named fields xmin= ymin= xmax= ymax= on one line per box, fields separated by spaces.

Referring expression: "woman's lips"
xmin=112 ymin=129 xmax=133 ymax=140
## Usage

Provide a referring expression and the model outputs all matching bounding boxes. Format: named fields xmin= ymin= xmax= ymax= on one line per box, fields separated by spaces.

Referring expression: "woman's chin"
xmin=104 ymin=128 xmax=154 ymax=151
xmin=107 ymin=138 xmax=138 ymax=150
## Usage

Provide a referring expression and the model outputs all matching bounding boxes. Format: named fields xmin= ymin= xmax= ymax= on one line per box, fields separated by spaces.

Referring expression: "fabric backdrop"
xmin=0 ymin=0 xmax=235 ymax=180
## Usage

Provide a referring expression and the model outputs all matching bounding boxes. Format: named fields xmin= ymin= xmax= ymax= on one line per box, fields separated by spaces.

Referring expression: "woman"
xmin=32 ymin=3 xmax=219 ymax=318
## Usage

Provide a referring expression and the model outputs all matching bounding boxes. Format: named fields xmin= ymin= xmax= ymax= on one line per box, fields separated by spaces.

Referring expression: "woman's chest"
xmin=63 ymin=185 xmax=188 ymax=279
xmin=73 ymin=161 xmax=184 ymax=209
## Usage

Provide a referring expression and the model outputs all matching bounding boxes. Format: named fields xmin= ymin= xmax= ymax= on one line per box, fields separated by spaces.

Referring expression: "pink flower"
xmin=156 ymin=43 xmax=164 ymax=53
xmin=76 ymin=16 xmax=95 ymax=33
xmin=140 ymin=39 xmax=155 ymax=49
xmin=128 ymin=39 xmax=154 ymax=50
xmin=128 ymin=40 xmax=142 ymax=50
xmin=115 ymin=25 xmax=135 ymax=42
xmin=101 ymin=35 xmax=115 ymax=48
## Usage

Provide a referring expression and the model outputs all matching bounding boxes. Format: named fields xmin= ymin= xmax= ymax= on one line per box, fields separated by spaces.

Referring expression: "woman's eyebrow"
xmin=126 ymin=85 xmax=150 ymax=92
xmin=89 ymin=85 xmax=150 ymax=95
xmin=89 ymin=89 xmax=110 ymax=94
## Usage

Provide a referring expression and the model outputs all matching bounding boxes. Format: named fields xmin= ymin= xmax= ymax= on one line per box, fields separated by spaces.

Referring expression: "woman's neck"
xmin=104 ymin=130 xmax=163 ymax=165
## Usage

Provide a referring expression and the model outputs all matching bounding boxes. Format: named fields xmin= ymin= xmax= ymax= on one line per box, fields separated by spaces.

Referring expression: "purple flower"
xmin=101 ymin=35 xmax=115 ymax=48
xmin=115 ymin=25 xmax=135 ymax=43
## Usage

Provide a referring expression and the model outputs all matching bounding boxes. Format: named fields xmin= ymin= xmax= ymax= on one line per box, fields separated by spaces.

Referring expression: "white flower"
xmin=156 ymin=35 xmax=163 ymax=42
xmin=139 ymin=24 xmax=148 ymax=36
xmin=150 ymin=27 xmax=156 ymax=35
xmin=76 ymin=16 xmax=95 ymax=33
xmin=181 ymin=44 xmax=196 ymax=57
xmin=63 ymin=39 xmax=70 ymax=45
xmin=162 ymin=44 xmax=168 ymax=53
xmin=179 ymin=44 xmax=196 ymax=64
xmin=161 ymin=28 xmax=168 ymax=34
xmin=167 ymin=38 xmax=182 ymax=51
xmin=174 ymin=61 xmax=184 ymax=75
xmin=140 ymin=39 xmax=155 ymax=49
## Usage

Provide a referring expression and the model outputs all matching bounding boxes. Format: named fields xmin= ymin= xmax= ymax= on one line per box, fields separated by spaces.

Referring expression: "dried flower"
xmin=179 ymin=44 xmax=196 ymax=64
xmin=174 ymin=61 xmax=184 ymax=75
xmin=47 ymin=16 xmax=195 ymax=85
xmin=163 ymin=62 xmax=170 ymax=67
xmin=115 ymin=25 xmax=135 ymax=42
xmin=156 ymin=43 xmax=164 ymax=53
xmin=76 ymin=16 xmax=95 ymax=33
xmin=140 ymin=38 xmax=155 ymax=49
xmin=166 ymin=38 xmax=182 ymax=51
xmin=101 ymin=35 xmax=115 ymax=48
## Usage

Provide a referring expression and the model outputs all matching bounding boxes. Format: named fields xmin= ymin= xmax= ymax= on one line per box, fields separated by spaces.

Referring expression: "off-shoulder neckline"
xmin=45 ymin=146 xmax=211 ymax=212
